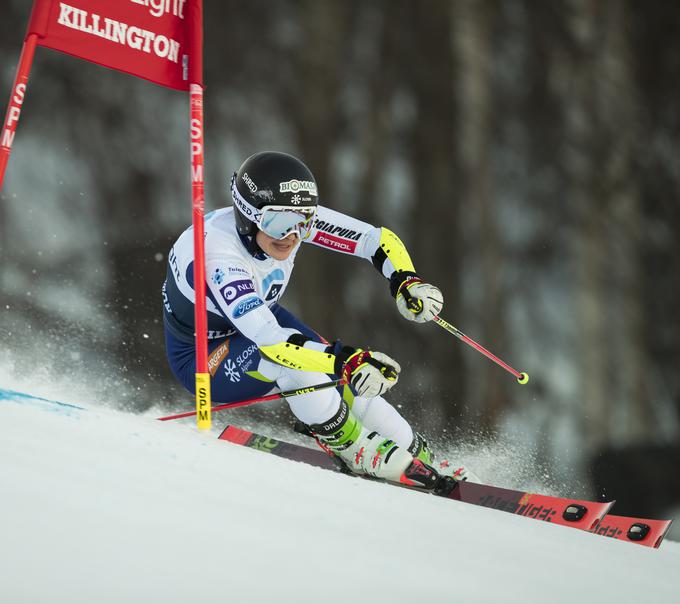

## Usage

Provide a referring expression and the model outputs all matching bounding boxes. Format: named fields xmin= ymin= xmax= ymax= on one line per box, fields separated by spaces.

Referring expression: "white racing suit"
xmin=163 ymin=205 xmax=414 ymax=447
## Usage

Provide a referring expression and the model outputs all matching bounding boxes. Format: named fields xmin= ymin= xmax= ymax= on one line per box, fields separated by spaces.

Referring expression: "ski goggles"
xmin=231 ymin=174 xmax=317 ymax=240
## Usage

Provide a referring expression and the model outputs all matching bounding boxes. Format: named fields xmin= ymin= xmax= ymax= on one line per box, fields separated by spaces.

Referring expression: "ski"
xmin=589 ymin=514 xmax=673 ymax=549
xmin=216 ymin=425 xmax=655 ymax=543
xmin=219 ymin=424 xmax=344 ymax=471
xmin=444 ymin=480 xmax=613 ymax=533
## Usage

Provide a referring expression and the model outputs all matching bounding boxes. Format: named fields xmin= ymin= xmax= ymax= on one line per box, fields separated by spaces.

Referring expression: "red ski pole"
xmin=433 ymin=315 xmax=529 ymax=384
xmin=158 ymin=378 xmax=347 ymax=421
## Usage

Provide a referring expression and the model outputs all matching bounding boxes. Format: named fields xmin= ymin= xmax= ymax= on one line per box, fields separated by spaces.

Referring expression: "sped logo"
xmin=220 ymin=279 xmax=255 ymax=304
xmin=232 ymin=295 xmax=263 ymax=318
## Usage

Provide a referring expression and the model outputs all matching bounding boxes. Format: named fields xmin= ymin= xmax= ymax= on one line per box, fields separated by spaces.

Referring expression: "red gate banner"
xmin=1 ymin=0 xmax=210 ymax=428
xmin=27 ymin=0 xmax=202 ymax=90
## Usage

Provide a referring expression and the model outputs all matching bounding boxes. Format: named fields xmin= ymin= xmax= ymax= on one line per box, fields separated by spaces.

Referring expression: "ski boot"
xmin=408 ymin=432 xmax=482 ymax=484
xmin=310 ymin=400 xmax=419 ymax=484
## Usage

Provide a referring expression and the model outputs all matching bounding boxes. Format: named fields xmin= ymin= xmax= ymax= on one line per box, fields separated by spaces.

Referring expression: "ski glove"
xmin=334 ymin=345 xmax=401 ymax=398
xmin=390 ymin=271 xmax=443 ymax=323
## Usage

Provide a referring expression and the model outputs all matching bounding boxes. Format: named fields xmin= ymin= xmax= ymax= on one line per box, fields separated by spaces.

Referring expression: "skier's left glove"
xmin=390 ymin=271 xmax=443 ymax=323
xmin=334 ymin=345 xmax=401 ymax=398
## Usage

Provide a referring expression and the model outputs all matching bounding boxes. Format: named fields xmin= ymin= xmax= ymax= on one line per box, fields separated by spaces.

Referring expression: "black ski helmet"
xmin=231 ymin=151 xmax=319 ymax=237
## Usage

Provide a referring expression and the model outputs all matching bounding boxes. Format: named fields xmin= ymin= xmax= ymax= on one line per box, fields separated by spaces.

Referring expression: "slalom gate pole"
xmin=190 ymin=82 xmax=211 ymax=431
xmin=433 ymin=315 xmax=529 ymax=385
xmin=0 ymin=33 xmax=38 ymax=191
xmin=157 ymin=378 xmax=348 ymax=422
xmin=187 ymin=1 xmax=210 ymax=431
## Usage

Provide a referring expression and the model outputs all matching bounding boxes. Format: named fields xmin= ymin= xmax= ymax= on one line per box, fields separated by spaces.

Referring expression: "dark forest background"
xmin=1 ymin=0 xmax=679 ymax=521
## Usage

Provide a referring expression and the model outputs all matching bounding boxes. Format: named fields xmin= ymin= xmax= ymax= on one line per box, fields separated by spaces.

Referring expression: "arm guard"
xmin=259 ymin=338 xmax=338 ymax=374
xmin=371 ymin=227 xmax=416 ymax=278
xmin=370 ymin=227 xmax=422 ymax=298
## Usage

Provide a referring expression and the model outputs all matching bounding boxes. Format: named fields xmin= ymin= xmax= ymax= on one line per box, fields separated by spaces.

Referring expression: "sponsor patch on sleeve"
xmin=232 ymin=295 xmax=264 ymax=319
xmin=207 ymin=340 xmax=230 ymax=376
xmin=211 ymin=268 xmax=226 ymax=285
xmin=220 ymin=279 xmax=256 ymax=304
xmin=312 ymin=231 xmax=358 ymax=253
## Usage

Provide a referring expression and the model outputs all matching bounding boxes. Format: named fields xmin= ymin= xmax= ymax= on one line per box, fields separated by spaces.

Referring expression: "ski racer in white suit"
xmin=163 ymin=151 xmax=465 ymax=486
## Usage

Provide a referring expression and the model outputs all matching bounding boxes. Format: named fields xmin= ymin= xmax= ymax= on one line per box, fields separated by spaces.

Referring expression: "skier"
xmin=163 ymin=151 xmax=470 ymax=487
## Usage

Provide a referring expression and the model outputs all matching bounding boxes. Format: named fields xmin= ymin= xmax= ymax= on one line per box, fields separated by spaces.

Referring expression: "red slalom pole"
xmin=0 ymin=33 xmax=38 ymax=191
xmin=434 ymin=315 xmax=529 ymax=384
xmin=187 ymin=1 xmax=210 ymax=431
xmin=158 ymin=378 xmax=347 ymax=422
xmin=190 ymin=82 xmax=211 ymax=431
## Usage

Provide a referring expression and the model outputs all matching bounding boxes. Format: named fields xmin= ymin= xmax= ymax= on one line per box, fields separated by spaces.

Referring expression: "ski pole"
xmin=158 ymin=378 xmax=347 ymax=421
xmin=433 ymin=315 xmax=529 ymax=385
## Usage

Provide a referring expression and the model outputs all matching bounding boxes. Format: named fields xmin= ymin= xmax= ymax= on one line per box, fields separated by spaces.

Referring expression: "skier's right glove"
xmin=333 ymin=345 xmax=401 ymax=398
xmin=390 ymin=271 xmax=443 ymax=323
xmin=258 ymin=337 xmax=399 ymax=397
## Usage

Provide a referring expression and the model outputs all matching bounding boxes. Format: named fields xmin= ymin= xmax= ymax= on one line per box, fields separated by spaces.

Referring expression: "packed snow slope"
xmin=1 ymin=390 xmax=678 ymax=604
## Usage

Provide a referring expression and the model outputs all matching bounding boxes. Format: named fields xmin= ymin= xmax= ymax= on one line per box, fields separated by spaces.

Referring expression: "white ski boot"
xmin=311 ymin=401 xmax=414 ymax=483
xmin=436 ymin=459 xmax=482 ymax=483
xmin=408 ymin=432 xmax=482 ymax=484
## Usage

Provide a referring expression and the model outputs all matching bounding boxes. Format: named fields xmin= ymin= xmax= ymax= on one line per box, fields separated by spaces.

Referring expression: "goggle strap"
xmin=231 ymin=175 xmax=315 ymax=220
xmin=231 ymin=174 xmax=317 ymax=239
xmin=231 ymin=174 xmax=263 ymax=223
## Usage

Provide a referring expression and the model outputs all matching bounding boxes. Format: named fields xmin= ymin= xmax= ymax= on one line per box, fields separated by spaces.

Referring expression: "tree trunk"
xmin=452 ymin=0 xmax=505 ymax=431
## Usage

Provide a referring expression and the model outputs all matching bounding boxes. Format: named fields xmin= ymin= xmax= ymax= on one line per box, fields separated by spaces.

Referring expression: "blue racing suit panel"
xmin=163 ymin=262 xmax=237 ymax=343
xmin=164 ymin=304 xmax=327 ymax=404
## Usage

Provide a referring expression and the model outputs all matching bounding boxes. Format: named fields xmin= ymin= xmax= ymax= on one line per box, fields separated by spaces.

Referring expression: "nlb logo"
xmin=221 ymin=279 xmax=255 ymax=304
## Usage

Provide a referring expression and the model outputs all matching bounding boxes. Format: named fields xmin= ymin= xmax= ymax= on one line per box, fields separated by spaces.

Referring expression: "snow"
xmin=1 ymin=390 xmax=679 ymax=604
